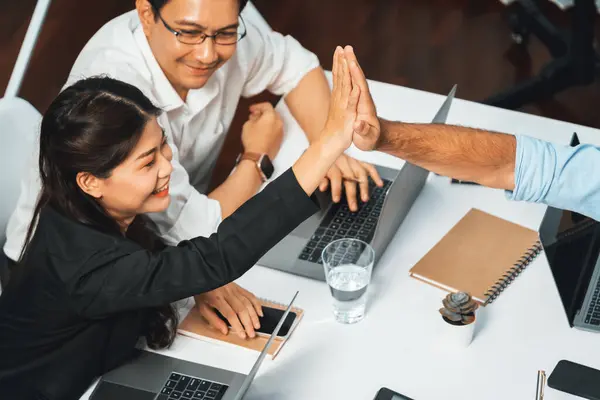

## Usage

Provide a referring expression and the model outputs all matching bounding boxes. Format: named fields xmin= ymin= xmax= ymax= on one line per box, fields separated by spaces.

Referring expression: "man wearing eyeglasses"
xmin=5 ymin=0 xmax=383 ymax=340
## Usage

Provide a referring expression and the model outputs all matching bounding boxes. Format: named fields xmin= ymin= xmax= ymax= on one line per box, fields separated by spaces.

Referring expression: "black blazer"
xmin=0 ymin=168 xmax=317 ymax=400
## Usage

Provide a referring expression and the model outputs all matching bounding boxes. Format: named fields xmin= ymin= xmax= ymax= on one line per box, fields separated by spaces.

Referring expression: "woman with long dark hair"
xmin=0 ymin=47 xmax=359 ymax=399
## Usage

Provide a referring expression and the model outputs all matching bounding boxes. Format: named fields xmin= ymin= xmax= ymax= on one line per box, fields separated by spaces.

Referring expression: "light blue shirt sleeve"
xmin=505 ymin=135 xmax=600 ymax=220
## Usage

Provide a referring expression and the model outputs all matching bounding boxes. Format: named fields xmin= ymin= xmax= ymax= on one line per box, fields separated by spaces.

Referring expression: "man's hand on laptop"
xmin=319 ymin=155 xmax=383 ymax=212
xmin=194 ymin=283 xmax=263 ymax=339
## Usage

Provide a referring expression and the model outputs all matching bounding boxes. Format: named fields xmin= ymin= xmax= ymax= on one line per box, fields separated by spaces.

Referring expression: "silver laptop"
xmin=259 ymin=85 xmax=457 ymax=281
xmin=539 ymin=133 xmax=600 ymax=333
xmin=90 ymin=292 xmax=299 ymax=400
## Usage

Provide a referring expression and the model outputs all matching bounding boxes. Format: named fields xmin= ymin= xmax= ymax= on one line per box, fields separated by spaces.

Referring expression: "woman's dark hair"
xmin=21 ymin=76 xmax=178 ymax=350
xmin=149 ymin=0 xmax=249 ymax=15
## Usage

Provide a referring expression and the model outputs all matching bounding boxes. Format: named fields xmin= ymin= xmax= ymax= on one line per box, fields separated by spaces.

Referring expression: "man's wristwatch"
xmin=235 ymin=152 xmax=274 ymax=182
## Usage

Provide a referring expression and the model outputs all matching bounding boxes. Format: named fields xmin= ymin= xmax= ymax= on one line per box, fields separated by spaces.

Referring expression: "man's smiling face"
xmin=138 ymin=0 xmax=242 ymax=99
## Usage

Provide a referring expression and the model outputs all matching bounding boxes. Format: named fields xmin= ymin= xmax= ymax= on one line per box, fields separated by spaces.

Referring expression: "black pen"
xmin=450 ymin=178 xmax=480 ymax=185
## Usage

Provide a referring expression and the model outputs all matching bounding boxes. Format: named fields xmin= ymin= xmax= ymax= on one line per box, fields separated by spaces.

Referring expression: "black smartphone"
xmin=548 ymin=360 xmax=600 ymax=400
xmin=214 ymin=305 xmax=298 ymax=338
xmin=374 ymin=387 xmax=414 ymax=400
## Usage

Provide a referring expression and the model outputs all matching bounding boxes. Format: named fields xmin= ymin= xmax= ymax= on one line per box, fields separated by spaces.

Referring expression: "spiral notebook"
xmin=177 ymin=298 xmax=303 ymax=360
xmin=409 ymin=208 xmax=542 ymax=305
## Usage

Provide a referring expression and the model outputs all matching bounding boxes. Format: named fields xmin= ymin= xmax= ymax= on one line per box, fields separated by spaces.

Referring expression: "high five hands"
xmin=337 ymin=45 xmax=382 ymax=152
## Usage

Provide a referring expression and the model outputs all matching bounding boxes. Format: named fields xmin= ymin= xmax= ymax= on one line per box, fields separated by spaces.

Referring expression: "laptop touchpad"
xmin=91 ymin=381 xmax=157 ymax=400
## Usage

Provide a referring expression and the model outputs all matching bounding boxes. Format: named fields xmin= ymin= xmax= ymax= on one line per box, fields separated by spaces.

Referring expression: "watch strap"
xmin=238 ymin=152 xmax=262 ymax=163
xmin=236 ymin=152 xmax=268 ymax=182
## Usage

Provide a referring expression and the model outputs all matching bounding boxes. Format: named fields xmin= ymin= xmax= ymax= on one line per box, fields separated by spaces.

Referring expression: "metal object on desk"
xmin=535 ymin=370 xmax=546 ymax=400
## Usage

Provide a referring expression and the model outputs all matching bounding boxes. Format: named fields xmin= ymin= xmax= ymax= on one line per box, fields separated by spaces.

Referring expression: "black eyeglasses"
xmin=153 ymin=9 xmax=247 ymax=46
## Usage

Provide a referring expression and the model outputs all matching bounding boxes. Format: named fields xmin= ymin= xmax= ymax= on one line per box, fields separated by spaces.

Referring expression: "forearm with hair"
xmin=377 ymin=120 xmax=517 ymax=190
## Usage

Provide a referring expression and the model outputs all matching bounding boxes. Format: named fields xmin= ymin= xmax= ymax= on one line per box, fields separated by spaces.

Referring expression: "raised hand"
xmin=320 ymin=47 xmax=384 ymax=210
xmin=322 ymin=46 xmax=360 ymax=148
xmin=343 ymin=46 xmax=382 ymax=152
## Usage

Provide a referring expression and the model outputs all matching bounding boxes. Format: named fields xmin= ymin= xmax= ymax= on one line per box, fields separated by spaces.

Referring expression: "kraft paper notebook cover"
xmin=177 ymin=298 xmax=303 ymax=360
xmin=409 ymin=208 xmax=542 ymax=305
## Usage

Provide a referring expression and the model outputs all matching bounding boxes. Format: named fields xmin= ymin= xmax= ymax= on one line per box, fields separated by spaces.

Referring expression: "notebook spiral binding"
xmin=483 ymin=241 xmax=543 ymax=305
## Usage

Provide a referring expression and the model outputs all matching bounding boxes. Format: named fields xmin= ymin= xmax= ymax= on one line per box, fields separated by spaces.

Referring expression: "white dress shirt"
xmin=3 ymin=8 xmax=319 ymax=261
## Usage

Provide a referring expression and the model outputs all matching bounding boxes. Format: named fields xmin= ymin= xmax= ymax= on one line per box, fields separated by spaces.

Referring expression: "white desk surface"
xmin=82 ymin=76 xmax=600 ymax=400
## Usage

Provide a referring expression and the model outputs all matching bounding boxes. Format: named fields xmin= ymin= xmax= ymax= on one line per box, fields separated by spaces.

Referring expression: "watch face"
xmin=259 ymin=155 xmax=275 ymax=179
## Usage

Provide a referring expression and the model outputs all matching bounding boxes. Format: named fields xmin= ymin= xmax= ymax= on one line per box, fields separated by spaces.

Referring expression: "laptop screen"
xmin=539 ymin=207 xmax=600 ymax=322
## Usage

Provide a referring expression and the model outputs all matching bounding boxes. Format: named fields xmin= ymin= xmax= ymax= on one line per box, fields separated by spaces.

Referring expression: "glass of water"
xmin=322 ymin=238 xmax=375 ymax=324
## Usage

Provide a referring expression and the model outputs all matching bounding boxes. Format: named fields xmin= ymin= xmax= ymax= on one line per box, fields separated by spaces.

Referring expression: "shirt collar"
xmin=133 ymin=25 xmax=220 ymax=114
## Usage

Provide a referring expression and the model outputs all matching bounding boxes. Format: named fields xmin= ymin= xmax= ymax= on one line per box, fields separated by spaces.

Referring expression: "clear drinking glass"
xmin=322 ymin=238 xmax=375 ymax=324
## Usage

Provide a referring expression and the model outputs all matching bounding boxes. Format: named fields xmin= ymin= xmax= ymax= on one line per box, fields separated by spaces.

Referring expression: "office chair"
xmin=484 ymin=0 xmax=599 ymax=110
xmin=0 ymin=0 xmax=49 ymax=292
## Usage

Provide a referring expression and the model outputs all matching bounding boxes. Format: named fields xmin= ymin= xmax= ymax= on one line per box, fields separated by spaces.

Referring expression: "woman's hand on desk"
xmin=194 ymin=282 xmax=263 ymax=339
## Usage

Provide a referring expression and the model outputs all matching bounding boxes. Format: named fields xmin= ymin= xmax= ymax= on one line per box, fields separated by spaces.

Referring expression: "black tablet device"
xmin=374 ymin=387 xmax=414 ymax=400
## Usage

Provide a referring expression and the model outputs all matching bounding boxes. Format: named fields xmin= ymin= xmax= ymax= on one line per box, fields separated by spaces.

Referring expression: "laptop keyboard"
xmin=585 ymin=278 xmax=600 ymax=326
xmin=157 ymin=372 xmax=228 ymax=400
xmin=298 ymin=178 xmax=392 ymax=264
